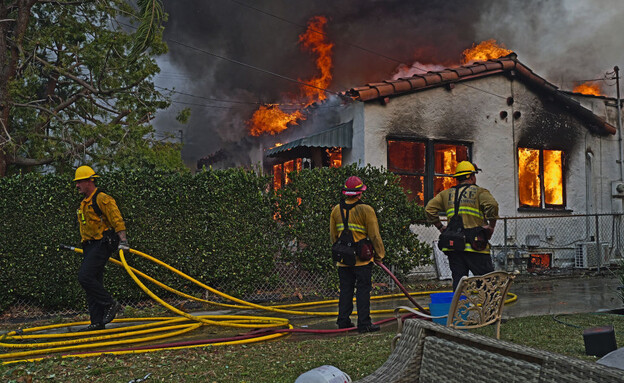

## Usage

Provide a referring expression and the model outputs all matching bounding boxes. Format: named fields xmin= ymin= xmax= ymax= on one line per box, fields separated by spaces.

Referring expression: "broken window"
xmin=387 ymin=139 xmax=470 ymax=205
xmin=518 ymin=147 xmax=564 ymax=208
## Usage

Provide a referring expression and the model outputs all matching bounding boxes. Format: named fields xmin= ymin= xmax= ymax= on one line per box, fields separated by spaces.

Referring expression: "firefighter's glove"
xmin=118 ymin=240 xmax=130 ymax=251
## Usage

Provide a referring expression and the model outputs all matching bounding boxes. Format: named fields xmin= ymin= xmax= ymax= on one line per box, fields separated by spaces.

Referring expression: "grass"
xmin=2 ymin=312 xmax=624 ymax=382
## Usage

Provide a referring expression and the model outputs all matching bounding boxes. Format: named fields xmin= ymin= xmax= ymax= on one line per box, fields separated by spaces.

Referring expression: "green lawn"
xmin=2 ymin=313 xmax=624 ymax=382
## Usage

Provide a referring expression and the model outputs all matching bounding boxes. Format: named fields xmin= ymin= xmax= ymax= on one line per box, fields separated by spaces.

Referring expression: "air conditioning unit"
xmin=575 ymin=242 xmax=610 ymax=268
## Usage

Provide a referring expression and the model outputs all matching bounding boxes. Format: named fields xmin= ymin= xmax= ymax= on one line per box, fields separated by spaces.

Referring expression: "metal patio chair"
xmin=394 ymin=271 xmax=515 ymax=341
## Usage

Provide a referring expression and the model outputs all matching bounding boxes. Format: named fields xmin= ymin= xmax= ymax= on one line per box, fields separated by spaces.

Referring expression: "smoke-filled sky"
xmin=153 ymin=0 xmax=624 ymax=169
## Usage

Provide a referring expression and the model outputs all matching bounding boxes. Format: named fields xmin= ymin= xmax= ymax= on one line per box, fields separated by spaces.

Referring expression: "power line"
xmin=155 ymin=85 xmax=306 ymax=106
xmin=166 ymin=38 xmax=341 ymax=97
xmin=169 ymin=98 xmax=349 ymax=111
xmin=225 ymin=0 xmax=430 ymax=73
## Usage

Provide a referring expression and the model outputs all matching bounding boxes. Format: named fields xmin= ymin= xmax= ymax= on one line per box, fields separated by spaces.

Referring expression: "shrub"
xmin=0 ymin=165 xmax=430 ymax=313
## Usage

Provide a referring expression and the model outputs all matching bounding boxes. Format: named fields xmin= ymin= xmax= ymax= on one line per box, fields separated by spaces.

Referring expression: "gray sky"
xmin=153 ymin=0 xmax=624 ymax=169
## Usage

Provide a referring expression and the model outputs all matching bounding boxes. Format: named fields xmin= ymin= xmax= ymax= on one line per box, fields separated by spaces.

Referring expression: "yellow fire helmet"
xmin=73 ymin=165 xmax=99 ymax=182
xmin=453 ymin=161 xmax=479 ymax=178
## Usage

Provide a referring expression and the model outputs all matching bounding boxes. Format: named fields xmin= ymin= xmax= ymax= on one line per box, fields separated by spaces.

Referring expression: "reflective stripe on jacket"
xmin=425 ymin=184 xmax=498 ymax=254
xmin=330 ymin=197 xmax=385 ymax=266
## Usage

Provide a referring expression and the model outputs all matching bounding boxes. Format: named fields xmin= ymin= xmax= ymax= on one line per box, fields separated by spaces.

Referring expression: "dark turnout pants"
xmin=78 ymin=240 xmax=114 ymax=325
xmin=446 ymin=251 xmax=494 ymax=291
xmin=337 ymin=263 xmax=373 ymax=328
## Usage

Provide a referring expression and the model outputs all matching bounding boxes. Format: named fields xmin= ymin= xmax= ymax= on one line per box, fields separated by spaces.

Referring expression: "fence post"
xmin=503 ymin=217 xmax=508 ymax=271
xmin=595 ymin=214 xmax=601 ymax=271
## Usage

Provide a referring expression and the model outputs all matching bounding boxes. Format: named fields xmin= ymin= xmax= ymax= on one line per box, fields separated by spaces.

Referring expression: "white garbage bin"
xmin=294 ymin=365 xmax=352 ymax=383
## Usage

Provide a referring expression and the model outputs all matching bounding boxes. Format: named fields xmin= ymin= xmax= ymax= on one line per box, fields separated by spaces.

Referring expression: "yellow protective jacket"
xmin=330 ymin=197 xmax=385 ymax=266
xmin=77 ymin=188 xmax=126 ymax=242
xmin=425 ymin=184 xmax=498 ymax=254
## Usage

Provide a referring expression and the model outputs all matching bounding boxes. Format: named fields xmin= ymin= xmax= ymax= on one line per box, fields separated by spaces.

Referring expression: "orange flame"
xmin=572 ymin=82 xmax=603 ymax=96
xmin=298 ymin=16 xmax=333 ymax=105
xmin=461 ymin=39 xmax=512 ymax=64
xmin=248 ymin=105 xmax=304 ymax=136
xmin=518 ymin=148 xmax=541 ymax=207
xmin=248 ymin=16 xmax=333 ymax=136
xmin=518 ymin=148 xmax=563 ymax=207
xmin=543 ymin=150 xmax=563 ymax=205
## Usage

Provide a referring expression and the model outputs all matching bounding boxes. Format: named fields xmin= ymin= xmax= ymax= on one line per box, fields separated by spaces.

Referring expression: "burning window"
xmin=433 ymin=143 xmax=468 ymax=195
xmin=325 ymin=148 xmax=342 ymax=168
xmin=387 ymin=139 xmax=469 ymax=205
xmin=518 ymin=148 xmax=564 ymax=208
xmin=273 ymin=158 xmax=302 ymax=190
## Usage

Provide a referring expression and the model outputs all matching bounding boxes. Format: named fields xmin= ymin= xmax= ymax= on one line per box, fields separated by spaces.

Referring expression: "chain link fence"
xmin=420 ymin=213 xmax=624 ymax=280
xmin=3 ymin=213 xmax=623 ymax=324
xmin=0 ymin=257 xmax=397 ymax=325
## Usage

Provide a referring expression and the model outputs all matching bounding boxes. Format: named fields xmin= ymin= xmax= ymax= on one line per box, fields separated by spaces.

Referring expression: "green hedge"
xmin=0 ymin=166 xmax=431 ymax=313
xmin=277 ymin=164 xmax=430 ymax=282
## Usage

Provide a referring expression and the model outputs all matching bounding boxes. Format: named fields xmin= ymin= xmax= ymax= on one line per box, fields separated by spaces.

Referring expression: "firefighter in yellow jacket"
xmin=425 ymin=161 xmax=498 ymax=291
xmin=74 ymin=165 xmax=128 ymax=331
xmin=330 ymin=176 xmax=385 ymax=333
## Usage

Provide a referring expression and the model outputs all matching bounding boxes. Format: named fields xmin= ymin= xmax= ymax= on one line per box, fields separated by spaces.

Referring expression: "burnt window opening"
xmin=518 ymin=147 xmax=565 ymax=209
xmin=273 ymin=158 xmax=302 ymax=190
xmin=324 ymin=147 xmax=342 ymax=168
xmin=387 ymin=138 xmax=471 ymax=206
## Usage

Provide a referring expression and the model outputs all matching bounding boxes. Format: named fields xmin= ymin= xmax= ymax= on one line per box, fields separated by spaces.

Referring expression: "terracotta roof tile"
xmin=406 ymin=76 xmax=427 ymax=88
xmin=496 ymin=58 xmax=516 ymax=70
xmin=438 ymin=70 xmax=459 ymax=82
xmin=452 ymin=67 xmax=473 ymax=77
xmin=356 ymin=88 xmax=380 ymax=101
xmin=468 ymin=64 xmax=488 ymax=75
xmin=423 ymin=73 xmax=442 ymax=86
xmin=482 ymin=61 xmax=503 ymax=71
xmin=367 ymin=82 xmax=394 ymax=97
xmin=387 ymin=80 xmax=412 ymax=93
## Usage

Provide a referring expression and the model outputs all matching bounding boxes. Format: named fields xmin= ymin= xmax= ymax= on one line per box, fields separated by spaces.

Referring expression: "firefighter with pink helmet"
xmin=330 ymin=176 xmax=385 ymax=333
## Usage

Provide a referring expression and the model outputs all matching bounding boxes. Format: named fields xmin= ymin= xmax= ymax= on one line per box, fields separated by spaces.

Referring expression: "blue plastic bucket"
xmin=429 ymin=292 xmax=468 ymax=325
xmin=429 ymin=292 xmax=454 ymax=325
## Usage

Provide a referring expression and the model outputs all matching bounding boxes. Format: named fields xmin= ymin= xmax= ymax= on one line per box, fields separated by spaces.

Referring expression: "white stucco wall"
xmin=344 ymin=75 xmax=622 ymax=216
xmin=342 ymin=74 xmax=624 ymax=268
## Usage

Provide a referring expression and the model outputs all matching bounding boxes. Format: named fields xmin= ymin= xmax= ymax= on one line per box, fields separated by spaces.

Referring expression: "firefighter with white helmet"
xmin=425 ymin=161 xmax=499 ymax=290
xmin=74 ymin=165 xmax=128 ymax=331
xmin=330 ymin=176 xmax=385 ymax=333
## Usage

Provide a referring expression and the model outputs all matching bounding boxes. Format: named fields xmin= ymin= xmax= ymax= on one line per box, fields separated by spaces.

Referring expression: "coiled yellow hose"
xmin=0 ymin=247 xmax=517 ymax=364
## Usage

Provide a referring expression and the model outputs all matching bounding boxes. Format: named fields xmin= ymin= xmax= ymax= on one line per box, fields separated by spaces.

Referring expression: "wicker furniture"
xmin=355 ymin=318 xmax=624 ymax=383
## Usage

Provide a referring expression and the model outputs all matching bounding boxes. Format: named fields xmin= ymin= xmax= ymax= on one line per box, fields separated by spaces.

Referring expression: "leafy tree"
xmin=0 ymin=0 xmax=184 ymax=176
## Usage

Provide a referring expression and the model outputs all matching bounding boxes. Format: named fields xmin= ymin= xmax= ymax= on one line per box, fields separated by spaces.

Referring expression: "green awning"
xmin=265 ymin=121 xmax=353 ymax=157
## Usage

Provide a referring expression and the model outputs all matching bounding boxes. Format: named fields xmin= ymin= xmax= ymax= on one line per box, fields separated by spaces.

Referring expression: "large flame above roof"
xmin=247 ymin=16 xmax=333 ymax=136
xmin=461 ymin=39 xmax=512 ymax=64
xmin=572 ymin=82 xmax=603 ymax=96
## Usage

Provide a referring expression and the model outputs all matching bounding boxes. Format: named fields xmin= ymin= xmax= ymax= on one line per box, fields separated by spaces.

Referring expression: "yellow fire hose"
xmin=0 ymin=247 xmax=517 ymax=364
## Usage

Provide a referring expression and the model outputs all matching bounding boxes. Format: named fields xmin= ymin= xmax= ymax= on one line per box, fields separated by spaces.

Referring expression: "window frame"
xmin=386 ymin=136 xmax=472 ymax=204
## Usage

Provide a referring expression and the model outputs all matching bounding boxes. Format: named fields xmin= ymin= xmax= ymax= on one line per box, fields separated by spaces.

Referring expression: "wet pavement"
xmin=285 ymin=275 xmax=624 ymax=333
xmin=502 ymin=275 xmax=623 ymax=319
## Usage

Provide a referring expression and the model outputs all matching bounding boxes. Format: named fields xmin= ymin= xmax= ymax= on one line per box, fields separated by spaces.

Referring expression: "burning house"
xmin=263 ymin=52 xmax=624 ymax=270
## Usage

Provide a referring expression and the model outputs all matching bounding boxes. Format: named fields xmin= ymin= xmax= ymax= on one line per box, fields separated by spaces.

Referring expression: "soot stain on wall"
xmin=517 ymin=96 xmax=584 ymax=153
xmin=384 ymin=104 xmax=477 ymax=141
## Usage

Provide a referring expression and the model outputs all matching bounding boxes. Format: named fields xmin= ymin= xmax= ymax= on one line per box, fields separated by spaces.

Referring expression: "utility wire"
xmin=156 ymin=85 xmax=306 ymax=106
xmin=166 ymin=38 xmax=341 ymax=97
xmin=225 ymin=0 xmax=430 ymax=73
